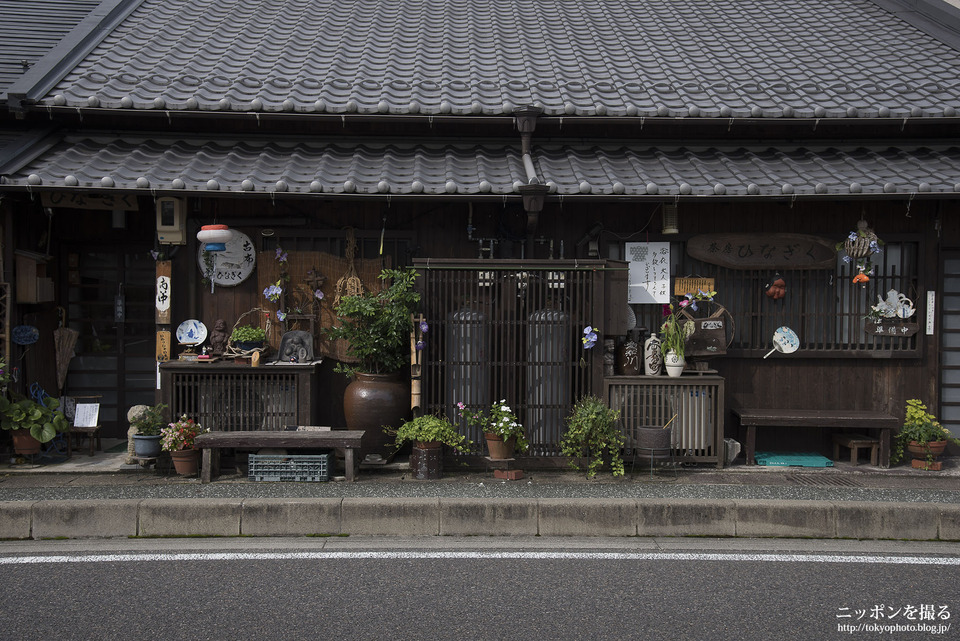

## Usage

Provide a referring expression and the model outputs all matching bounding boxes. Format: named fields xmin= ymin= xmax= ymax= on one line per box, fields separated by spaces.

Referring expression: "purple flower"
xmin=581 ymin=325 xmax=598 ymax=349
xmin=263 ymin=283 xmax=282 ymax=302
xmin=419 ymin=320 xmax=429 ymax=333
xmin=275 ymin=248 xmax=288 ymax=263
xmin=277 ymin=310 xmax=287 ymax=321
xmin=416 ymin=340 xmax=425 ymax=351
xmin=314 ymin=289 xmax=324 ymax=300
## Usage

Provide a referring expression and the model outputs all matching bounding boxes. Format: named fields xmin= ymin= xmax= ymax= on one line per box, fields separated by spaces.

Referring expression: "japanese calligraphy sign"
xmin=156 ymin=330 xmax=171 ymax=362
xmin=196 ymin=230 xmax=256 ymax=286
xmin=625 ymin=242 xmax=670 ymax=304
xmin=41 ymin=191 xmax=138 ymax=211
xmin=864 ymin=320 xmax=919 ymax=337
xmin=686 ymin=233 xmax=836 ymax=270
xmin=155 ymin=260 xmax=171 ymax=324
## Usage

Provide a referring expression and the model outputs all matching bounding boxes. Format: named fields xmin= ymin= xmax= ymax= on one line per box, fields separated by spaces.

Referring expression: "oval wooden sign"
xmin=686 ymin=233 xmax=836 ymax=270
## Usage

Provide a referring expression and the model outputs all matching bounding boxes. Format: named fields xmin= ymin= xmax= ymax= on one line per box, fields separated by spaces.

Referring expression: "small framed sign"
xmin=73 ymin=403 xmax=100 ymax=428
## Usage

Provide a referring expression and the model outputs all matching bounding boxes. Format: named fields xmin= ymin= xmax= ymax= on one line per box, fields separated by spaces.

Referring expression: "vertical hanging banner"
xmin=625 ymin=242 xmax=671 ymax=304
xmin=155 ymin=260 xmax=171 ymax=324
xmin=156 ymin=330 xmax=171 ymax=362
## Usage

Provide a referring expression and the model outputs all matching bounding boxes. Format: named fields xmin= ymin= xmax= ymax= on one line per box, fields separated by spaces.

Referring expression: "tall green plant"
xmin=560 ymin=395 xmax=625 ymax=478
xmin=326 ymin=266 xmax=421 ymax=376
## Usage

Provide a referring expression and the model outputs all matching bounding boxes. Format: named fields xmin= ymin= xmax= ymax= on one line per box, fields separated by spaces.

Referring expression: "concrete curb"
xmin=1 ymin=498 xmax=958 ymax=541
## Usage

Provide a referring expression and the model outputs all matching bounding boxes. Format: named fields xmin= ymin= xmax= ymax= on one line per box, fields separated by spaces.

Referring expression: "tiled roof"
xmin=40 ymin=0 xmax=960 ymax=119
xmin=4 ymin=134 xmax=959 ymax=197
xmin=0 ymin=0 xmax=102 ymax=97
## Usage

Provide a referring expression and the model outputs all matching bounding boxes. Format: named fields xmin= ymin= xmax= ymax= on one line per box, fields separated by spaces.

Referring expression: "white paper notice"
xmin=626 ymin=242 xmax=671 ymax=304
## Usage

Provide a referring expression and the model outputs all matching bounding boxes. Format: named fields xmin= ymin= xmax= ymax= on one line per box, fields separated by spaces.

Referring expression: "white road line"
xmin=0 ymin=551 xmax=958 ymax=565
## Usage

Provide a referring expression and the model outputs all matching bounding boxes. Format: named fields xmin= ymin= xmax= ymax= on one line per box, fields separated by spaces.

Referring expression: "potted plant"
xmin=160 ymin=415 xmax=208 ymax=476
xmin=130 ymin=402 xmax=167 ymax=458
xmin=230 ymin=324 xmax=266 ymax=351
xmin=659 ymin=308 xmax=690 ymax=376
xmin=393 ymin=413 xmax=471 ymax=480
xmin=559 ymin=395 xmax=625 ymax=478
xmin=0 ymin=395 xmax=70 ymax=456
xmin=458 ymin=399 xmax=529 ymax=460
xmin=0 ymin=359 xmax=69 ymax=455
xmin=892 ymin=399 xmax=959 ymax=470
xmin=325 ymin=266 xmax=421 ymax=457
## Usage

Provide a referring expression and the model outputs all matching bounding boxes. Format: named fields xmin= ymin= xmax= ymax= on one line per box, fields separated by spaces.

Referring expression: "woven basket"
xmin=844 ymin=220 xmax=878 ymax=259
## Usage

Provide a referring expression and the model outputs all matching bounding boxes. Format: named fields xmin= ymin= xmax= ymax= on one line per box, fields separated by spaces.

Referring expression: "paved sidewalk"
xmin=1 ymin=441 xmax=959 ymax=541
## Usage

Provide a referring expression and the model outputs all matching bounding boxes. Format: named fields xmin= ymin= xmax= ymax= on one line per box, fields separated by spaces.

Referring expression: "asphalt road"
xmin=1 ymin=538 xmax=958 ymax=641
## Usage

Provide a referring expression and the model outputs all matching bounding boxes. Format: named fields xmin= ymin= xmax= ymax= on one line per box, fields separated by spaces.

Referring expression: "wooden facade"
xmin=2 ymin=189 xmax=952 ymax=458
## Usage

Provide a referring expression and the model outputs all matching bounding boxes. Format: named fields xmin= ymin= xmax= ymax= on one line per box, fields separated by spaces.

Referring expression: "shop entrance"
xmin=62 ymin=246 xmax=156 ymax=438
xmin=942 ymin=251 xmax=960 ymax=436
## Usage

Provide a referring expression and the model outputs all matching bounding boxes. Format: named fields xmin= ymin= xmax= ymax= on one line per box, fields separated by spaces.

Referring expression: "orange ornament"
xmin=852 ymin=272 xmax=870 ymax=284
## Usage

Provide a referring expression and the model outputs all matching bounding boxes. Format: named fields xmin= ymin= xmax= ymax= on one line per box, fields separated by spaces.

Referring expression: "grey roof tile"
xmin=33 ymin=0 xmax=960 ymax=118
xmin=0 ymin=0 xmax=102 ymax=97
xmin=4 ymin=134 xmax=960 ymax=198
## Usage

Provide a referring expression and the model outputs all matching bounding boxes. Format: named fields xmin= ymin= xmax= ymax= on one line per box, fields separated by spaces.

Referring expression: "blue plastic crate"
xmin=754 ymin=451 xmax=833 ymax=467
xmin=248 ymin=452 xmax=332 ymax=482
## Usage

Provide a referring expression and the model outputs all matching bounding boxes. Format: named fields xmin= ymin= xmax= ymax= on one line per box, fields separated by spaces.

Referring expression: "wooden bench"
xmin=194 ymin=429 xmax=365 ymax=483
xmin=731 ymin=408 xmax=899 ymax=468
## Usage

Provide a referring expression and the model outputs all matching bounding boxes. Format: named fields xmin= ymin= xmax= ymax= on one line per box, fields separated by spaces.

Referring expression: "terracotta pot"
xmin=907 ymin=440 xmax=948 ymax=461
xmin=410 ymin=441 xmax=442 ymax=480
xmin=10 ymin=429 xmax=41 ymax=456
xmin=485 ymin=433 xmax=517 ymax=460
xmin=170 ymin=448 xmax=200 ymax=476
xmin=343 ymin=371 xmax=410 ymax=458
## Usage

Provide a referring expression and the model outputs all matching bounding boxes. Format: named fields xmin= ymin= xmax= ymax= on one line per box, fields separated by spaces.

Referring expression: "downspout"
xmin=514 ymin=106 xmax=549 ymax=256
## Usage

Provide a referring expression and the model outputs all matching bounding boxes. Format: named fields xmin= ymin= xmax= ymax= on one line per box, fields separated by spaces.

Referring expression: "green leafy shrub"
xmin=560 ymin=395 xmax=624 ymax=477
xmin=393 ymin=414 xmax=471 ymax=451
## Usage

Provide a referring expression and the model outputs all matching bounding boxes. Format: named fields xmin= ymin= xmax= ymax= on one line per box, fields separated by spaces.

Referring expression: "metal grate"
xmin=248 ymin=453 xmax=332 ymax=482
xmin=788 ymin=474 xmax=861 ymax=487
xmin=416 ymin=259 xmax=615 ymax=456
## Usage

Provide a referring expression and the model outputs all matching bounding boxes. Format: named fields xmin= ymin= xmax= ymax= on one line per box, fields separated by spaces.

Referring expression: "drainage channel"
xmin=787 ymin=474 xmax=862 ymax=488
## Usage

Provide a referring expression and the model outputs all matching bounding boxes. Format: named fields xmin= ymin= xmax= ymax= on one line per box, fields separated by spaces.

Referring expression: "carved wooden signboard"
xmin=686 ymin=233 xmax=836 ymax=270
xmin=864 ymin=321 xmax=919 ymax=337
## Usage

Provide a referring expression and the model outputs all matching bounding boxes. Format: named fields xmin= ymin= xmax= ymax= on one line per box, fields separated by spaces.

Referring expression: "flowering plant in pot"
xmin=560 ymin=395 xmax=625 ymax=478
xmin=160 ymin=415 xmax=208 ymax=452
xmin=892 ymin=399 xmax=958 ymax=469
xmin=458 ymin=399 xmax=529 ymax=459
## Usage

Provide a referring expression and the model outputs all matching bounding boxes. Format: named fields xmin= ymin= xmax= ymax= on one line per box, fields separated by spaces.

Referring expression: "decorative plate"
xmin=176 ymin=319 xmax=207 ymax=345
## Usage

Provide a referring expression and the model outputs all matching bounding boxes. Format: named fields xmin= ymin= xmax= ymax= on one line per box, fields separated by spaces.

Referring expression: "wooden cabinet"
xmin=604 ymin=374 xmax=725 ymax=468
xmin=159 ymin=362 xmax=321 ymax=431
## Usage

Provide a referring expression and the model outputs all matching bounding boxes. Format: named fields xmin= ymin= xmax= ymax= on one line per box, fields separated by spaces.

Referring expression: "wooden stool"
xmin=832 ymin=433 xmax=879 ymax=466
xmin=69 ymin=425 xmax=102 ymax=457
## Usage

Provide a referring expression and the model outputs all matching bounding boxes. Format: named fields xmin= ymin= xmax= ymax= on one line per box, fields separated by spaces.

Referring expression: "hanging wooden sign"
xmin=155 ymin=260 xmax=171 ymax=324
xmin=686 ymin=233 xmax=836 ymax=270
xmin=156 ymin=330 xmax=171 ymax=362
xmin=865 ymin=320 xmax=919 ymax=337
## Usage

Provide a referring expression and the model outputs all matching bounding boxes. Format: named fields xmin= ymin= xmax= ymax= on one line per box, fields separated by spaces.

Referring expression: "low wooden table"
xmin=731 ymin=408 xmax=899 ymax=468
xmin=194 ymin=429 xmax=365 ymax=483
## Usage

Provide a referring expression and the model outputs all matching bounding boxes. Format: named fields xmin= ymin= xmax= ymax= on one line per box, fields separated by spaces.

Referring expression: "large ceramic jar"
xmin=343 ymin=371 xmax=410 ymax=458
